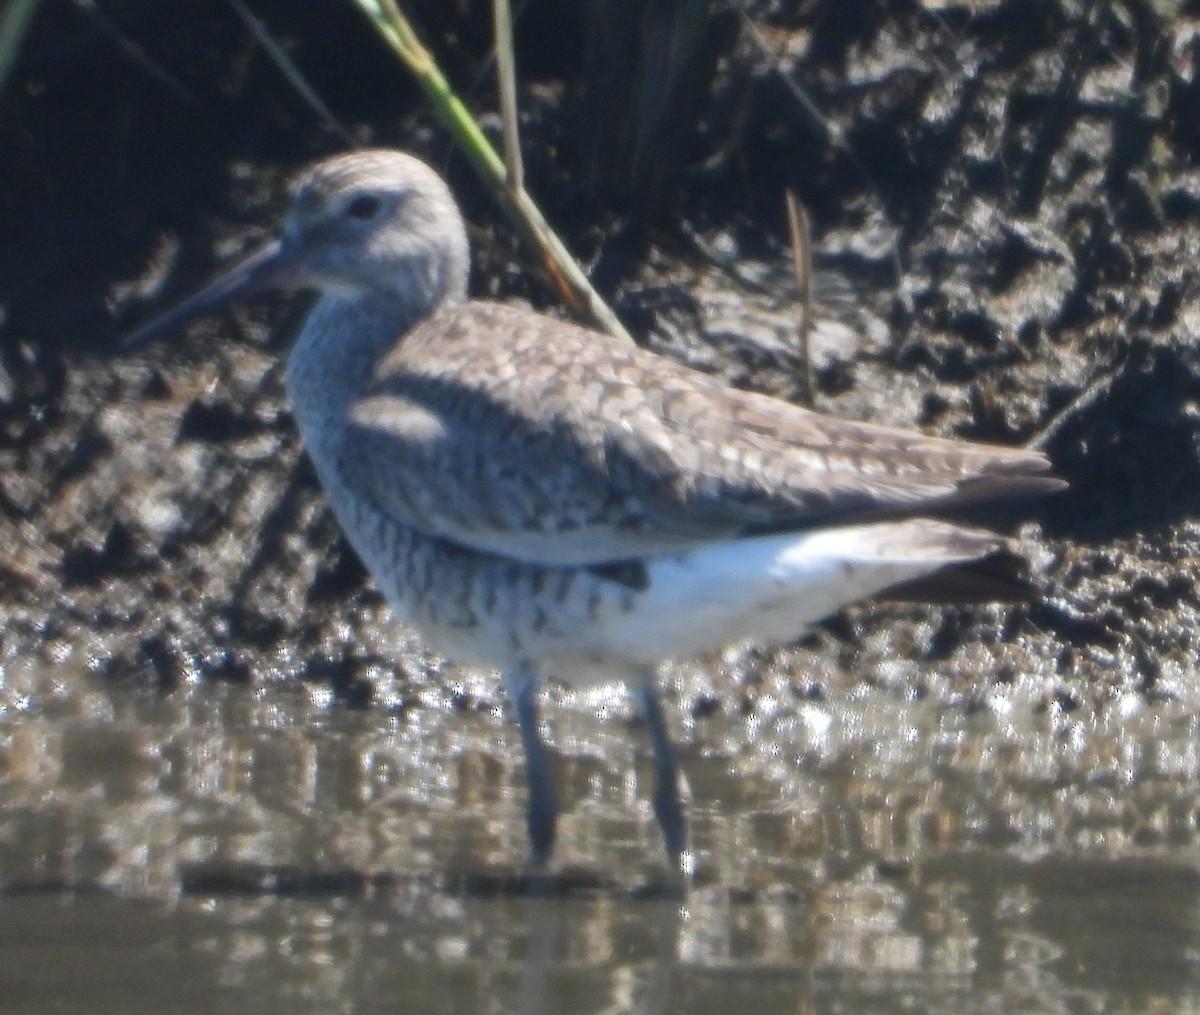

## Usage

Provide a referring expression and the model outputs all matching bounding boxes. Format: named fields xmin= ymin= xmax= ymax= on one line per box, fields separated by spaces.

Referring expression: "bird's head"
xmin=124 ymin=149 xmax=470 ymax=347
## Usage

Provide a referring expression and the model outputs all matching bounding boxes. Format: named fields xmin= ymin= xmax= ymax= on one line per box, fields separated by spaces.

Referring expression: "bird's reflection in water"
xmin=515 ymin=893 xmax=682 ymax=1015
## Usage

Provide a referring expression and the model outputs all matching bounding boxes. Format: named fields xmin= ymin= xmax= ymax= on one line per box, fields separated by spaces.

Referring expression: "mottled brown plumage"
xmin=345 ymin=298 xmax=1059 ymax=567
xmin=127 ymin=149 xmax=1064 ymax=871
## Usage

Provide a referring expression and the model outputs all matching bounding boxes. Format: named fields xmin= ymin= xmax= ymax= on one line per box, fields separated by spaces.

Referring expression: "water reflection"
xmin=3 ymin=665 xmax=1200 ymax=1012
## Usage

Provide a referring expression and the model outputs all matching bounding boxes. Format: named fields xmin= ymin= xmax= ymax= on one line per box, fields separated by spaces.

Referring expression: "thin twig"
xmin=492 ymin=0 xmax=523 ymax=192
xmin=227 ymin=0 xmax=354 ymax=144
xmin=350 ymin=0 xmax=632 ymax=344
xmin=737 ymin=8 xmax=905 ymax=296
xmin=469 ymin=0 xmax=532 ymax=94
xmin=737 ymin=10 xmax=848 ymax=152
xmin=785 ymin=190 xmax=815 ymax=407
xmin=1024 ymin=360 xmax=1121 ymax=452
xmin=72 ymin=0 xmax=196 ymax=104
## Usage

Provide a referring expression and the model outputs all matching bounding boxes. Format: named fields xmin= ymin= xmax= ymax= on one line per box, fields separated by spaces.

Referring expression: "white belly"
xmin=333 ymin=488 xmax=977 ymax=689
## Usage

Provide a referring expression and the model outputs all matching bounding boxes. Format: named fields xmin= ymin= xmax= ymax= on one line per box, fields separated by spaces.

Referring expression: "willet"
xmin=126 ymin=149 xmax=1064 ymax=870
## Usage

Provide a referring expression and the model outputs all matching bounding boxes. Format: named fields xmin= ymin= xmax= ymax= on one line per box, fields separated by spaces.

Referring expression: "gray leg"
xmin=638 ymin=681 xmax=688 ymax=868
xmin=505 ymin=667 xmax=557 ymax=866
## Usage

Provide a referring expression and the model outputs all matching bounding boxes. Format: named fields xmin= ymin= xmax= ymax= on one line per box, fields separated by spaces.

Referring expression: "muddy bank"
xmin=1 ymin=1 xmax=1198 ymax=717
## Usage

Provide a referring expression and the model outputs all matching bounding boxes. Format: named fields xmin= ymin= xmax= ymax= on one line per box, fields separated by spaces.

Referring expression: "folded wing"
xmin=338 ymin=302 xmax=1063 ymax=567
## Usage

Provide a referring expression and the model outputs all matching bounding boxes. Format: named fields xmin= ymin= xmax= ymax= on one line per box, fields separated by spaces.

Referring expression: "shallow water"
xmin=2 ymin=663 xmax=1200 ymax=1014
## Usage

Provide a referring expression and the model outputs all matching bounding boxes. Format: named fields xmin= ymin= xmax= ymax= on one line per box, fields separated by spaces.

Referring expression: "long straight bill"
xmin=123 ymin=240 xmax=295 ymax=348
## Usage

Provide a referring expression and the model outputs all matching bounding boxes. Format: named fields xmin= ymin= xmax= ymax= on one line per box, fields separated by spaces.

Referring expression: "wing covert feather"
xmin=337 ymin=302 xmax=1059 ymax=566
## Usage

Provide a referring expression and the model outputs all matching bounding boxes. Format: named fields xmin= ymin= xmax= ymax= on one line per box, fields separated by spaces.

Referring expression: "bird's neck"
xmin=284 ymin=291 xmax=439 ymax=471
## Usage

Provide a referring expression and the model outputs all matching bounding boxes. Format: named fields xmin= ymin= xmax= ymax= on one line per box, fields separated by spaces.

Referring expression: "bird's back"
xmin=336 ymin=299 xmax=1062 ymax=572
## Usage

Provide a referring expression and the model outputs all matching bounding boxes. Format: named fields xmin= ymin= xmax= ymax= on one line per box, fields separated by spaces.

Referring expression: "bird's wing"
xmin=337 ymin=302 xmax=1062 ymax=567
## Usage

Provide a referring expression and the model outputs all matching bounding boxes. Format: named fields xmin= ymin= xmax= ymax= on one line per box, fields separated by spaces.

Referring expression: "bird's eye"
xmin=345 ymin=194 xmax=382 ymax=220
